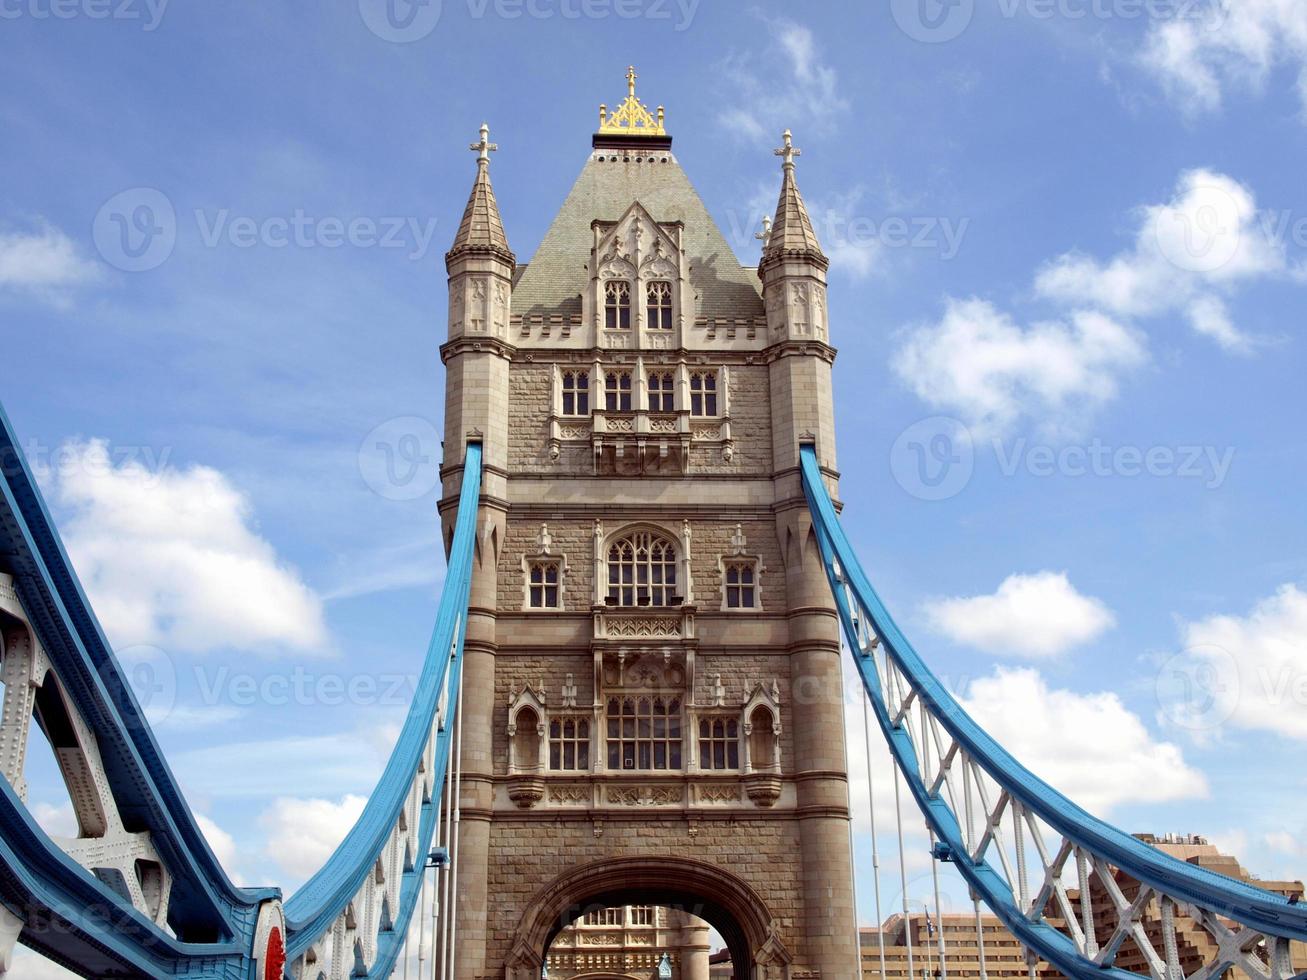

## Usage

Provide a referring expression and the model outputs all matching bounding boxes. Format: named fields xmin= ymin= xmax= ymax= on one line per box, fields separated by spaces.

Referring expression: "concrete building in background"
xmin=857 ymin=835 xmax=1305 ymax=980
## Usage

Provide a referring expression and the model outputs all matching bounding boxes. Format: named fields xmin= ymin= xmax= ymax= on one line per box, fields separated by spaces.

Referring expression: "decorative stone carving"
xmin=547 ymin=783 xmax=589 ymax=805
xmin=606 ymin=785 xmax=683 ymax=806
xmin=508 ymin=775 xmax=545 ymax=809
xmin=697 ymin=783 xmax=741 ymax=804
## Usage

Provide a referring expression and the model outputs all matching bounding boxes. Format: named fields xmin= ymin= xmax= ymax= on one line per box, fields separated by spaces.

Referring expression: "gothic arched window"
xmin=607 ymin=530 xmax=677 ymax=607
xmin=689 ymin=371 xmax=718 ymax=417
xmin=604 ymin=280 xmax=631 ymax=330
xmin=561 ymin=370 xmax=589 ymax=416
xmin=646 ymin=281 xmax=673 ymax=330
xmin=604 ymin=370 xmax=632 ymax=412
xmin=647 ymin=371 xmax=674 ymax=412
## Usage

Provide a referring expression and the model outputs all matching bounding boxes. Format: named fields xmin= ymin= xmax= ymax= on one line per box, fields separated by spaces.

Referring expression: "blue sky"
xmin=3 ymin=0 xmax=1307 ymax=970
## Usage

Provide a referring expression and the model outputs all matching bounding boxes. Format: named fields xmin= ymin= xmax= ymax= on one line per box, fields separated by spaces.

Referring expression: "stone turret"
xmin=439 ymin=122 xmax=515 ymax=980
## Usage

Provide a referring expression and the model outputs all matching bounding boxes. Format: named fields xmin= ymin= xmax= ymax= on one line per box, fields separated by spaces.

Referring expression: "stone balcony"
xmin=549 ymin=409 xmax=732 ymax=474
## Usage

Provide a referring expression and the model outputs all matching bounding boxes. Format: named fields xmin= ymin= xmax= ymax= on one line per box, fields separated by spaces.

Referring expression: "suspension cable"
xmin=963 ymin=761 xmax=987 ymax=980
xmin=893 ymin=766 xmax=915 ymax=980
xmin=443 ymin=654 xmax=466 ymax=980
xmin=422 ymin=738 xmax=443 ymax=980
xmin=862 ymin=697 xmax=888 ymax=980
xmin=436 ymin=686 xmax=457 ymax=980
xmin=844 ymin=678 xmax=864 ymax=980
xmin=930 ymin=828 xmax=948 ymax=980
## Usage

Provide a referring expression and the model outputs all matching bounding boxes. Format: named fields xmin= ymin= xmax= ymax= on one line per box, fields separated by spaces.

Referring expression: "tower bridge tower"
xmin=438 ymin=69 xmax=855 ymax=980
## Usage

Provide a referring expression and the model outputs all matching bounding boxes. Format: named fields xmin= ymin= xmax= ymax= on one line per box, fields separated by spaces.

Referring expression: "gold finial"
xmin=597 ymin=65 xmax=666 ymax=136
xmin=774 ymin=129 xmax=801 ymax=171
xmin=469 ymin=122 xmax=497 ymax=165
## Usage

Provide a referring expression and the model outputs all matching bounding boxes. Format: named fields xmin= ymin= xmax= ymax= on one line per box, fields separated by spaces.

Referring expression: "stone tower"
xmin=438 ymin=70 xmax=855 ymax=980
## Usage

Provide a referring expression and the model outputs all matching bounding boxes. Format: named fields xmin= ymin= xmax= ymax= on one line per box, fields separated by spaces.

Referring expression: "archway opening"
xmin=543 ymin=903 xmax=734 ymax=979
xmin=514 ymin=857 xmax=783 ymax=980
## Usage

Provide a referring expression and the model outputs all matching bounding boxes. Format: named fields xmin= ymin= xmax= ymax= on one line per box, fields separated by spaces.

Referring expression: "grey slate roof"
xmin=767 ymin=166 xmax=824 ymax=258
xmin=448 ymin=158 xmax=514 ymax=262
xmin=511 ymin=152 xmax=764 ymax=320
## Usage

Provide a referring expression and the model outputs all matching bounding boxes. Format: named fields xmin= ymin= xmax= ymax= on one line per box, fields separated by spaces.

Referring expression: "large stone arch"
xmin=505 ymin=856 xmax=792 ymax=980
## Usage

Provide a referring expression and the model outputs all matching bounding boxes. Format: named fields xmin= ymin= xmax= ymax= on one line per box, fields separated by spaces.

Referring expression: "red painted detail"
xmin=264 ymin=925 xmax=287 ymax=980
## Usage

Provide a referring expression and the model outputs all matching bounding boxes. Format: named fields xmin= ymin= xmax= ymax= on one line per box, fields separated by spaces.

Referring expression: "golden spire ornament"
xmin=597 ymin=65 xmax=666 ymax=136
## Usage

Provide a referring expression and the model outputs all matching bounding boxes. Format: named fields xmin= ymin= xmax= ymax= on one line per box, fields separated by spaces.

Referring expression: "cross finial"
xmin=774 ymin=129 xmax=801 ymax=171
xmin=754 ymin=214 xmax=773 ymax=246
xmin=626 ymin=65 xmax=637 ymax=98
xmin=469 ymin=122 xmax=497 ymax=165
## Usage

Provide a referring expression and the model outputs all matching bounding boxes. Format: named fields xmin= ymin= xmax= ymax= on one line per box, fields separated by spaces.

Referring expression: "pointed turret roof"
xmin=447 ymin=123 xmax=514 ymax=264
xmin=763 ymin=130 xmax=826 ymax=266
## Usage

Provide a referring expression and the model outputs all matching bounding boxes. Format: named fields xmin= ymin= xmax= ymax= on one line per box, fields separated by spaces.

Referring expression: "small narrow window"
xmin=528 ymin=561 xmax=560 ymax=609
xmin=548 ymin=717 xmax=590 ymax=770
xmin=698 ymin=717 xmax=740 ymax=770
xmin=646 ymin=281 xmax=673 ymax=330
xmin=604 ymin=281 xmax=631 ymax=330
xmin=561 ymin=371 xmax=589 ymax=416
xmin=604 ymin=371 xmax=632 ymax=412
xmin=690 ymin=371 xmax=718 ymax=417
xmin=647 ymin=371 xmax=674 ymax=412
xmin=725 ymin=562 xmax=756 ymax=609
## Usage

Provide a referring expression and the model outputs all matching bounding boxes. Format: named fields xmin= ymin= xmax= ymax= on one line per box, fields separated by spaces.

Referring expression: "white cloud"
xmin=718 ymin=16 xmax=849 ymax=142
xmin=924 ymin=571 xmax=1116 ymax=658
xmin=10 ymin=949 xmax=80 ymax=978
xmin=1180 ymin=584 xmax=1307 ymax=740
xmin=1139 ymin=1 xmax=1307 ymax=117
xmin=196 ymin=813 xmax=240 ymax=873
xmin=1035 ymin=169 xmax=1290 ymax=351
xmin=891 ymin=298 xmax=1147 ymax=437
xmin=0 ymin=219 xmax=100 ymax=305
xmin=45 ymin=439 xmax=327 ymax=655
xmin=259 ymin=794 xmax=367 ymax=880
xmin=961 ymin=667 xmax=1208 ymax=815
xmin=30 ymin=800 xmax=77 ymax=838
